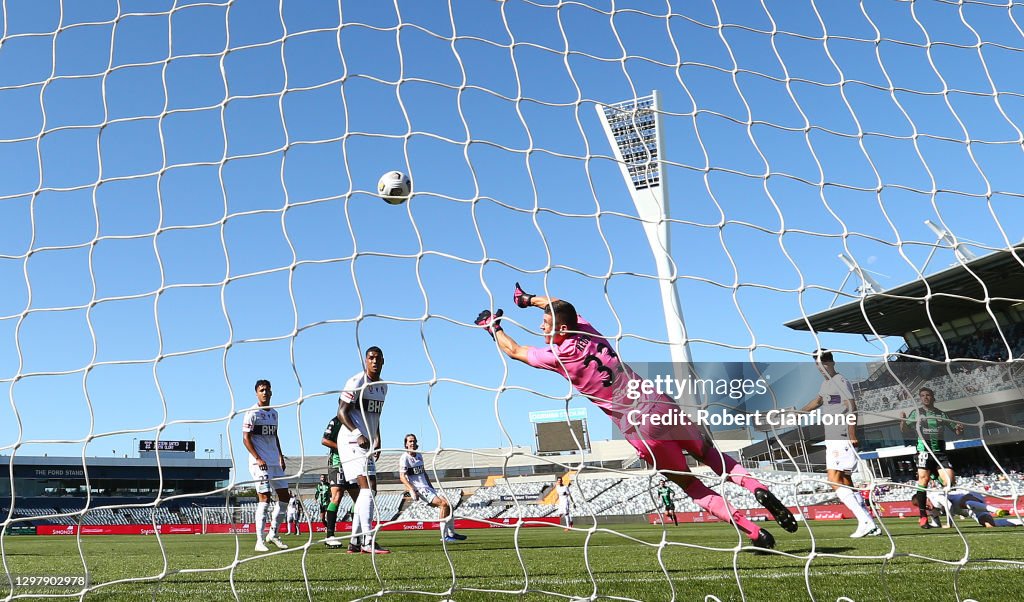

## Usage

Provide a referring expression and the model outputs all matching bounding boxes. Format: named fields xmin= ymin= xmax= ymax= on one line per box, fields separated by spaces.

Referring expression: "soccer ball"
xmin=377 ymin=170 xmax=412 ymax=205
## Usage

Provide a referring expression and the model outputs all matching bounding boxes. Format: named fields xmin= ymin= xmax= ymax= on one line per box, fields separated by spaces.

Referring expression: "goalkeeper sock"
xmin=255 ymin=501 xmax=268 ymax=542
xmin=684 ymin=479 xmax=760 ymax=540
xmin=836 ymin=487 xmax=874 ymax=527
xmin=325 ymin=502 xmax=338 ymax=537
xmin=692 ymin=439 xmax=764 ymax=495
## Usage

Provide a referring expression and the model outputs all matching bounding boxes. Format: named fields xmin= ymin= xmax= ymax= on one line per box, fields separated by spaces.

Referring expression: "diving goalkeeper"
xmin=474 ymin=284 xmax=798 ymax=549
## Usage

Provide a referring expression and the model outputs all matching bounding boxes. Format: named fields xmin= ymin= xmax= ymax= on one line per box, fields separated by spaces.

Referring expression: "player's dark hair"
xmin=543 ymin=300 xmax=578 ymax=331
xmin=919 ymin=387 xmax=935 ymax=396
xmin=254 ymin=379 xmax=271 ymax=391
xmin=366 ymin=346 xmax=383 ymax=358
xmin=404 ymin=433 xmax=417 ymax=442
xmin=814 ymin=349 xmax=834 ymax=363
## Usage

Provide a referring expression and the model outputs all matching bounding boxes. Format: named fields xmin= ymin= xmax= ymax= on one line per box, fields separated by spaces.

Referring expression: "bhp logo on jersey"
xmin=365 ymin=399 xmax=385 ymax=413
xmin=260 ymin=425 xmax=277 ymax=435
xmin=828 ymin=395 xmax=841 ymax=404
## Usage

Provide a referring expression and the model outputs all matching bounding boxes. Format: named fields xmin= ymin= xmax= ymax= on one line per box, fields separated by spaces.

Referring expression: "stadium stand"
xmin=458 ymin=481 xmax=548 ymax=520
xmin=372 ymin=494 xmax=403 ymax=522
xmin=395 ymin=488 xmax=462 ymax=521
xmin=857 ymin=362 xmax=1023 ymax=416
xmin=2 ymin=470 xmax=1021 ymax=526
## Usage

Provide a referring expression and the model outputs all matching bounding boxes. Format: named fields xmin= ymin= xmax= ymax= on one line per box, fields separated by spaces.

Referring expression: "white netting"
xmin=2 ymin=0 xmax=1023 ymax=600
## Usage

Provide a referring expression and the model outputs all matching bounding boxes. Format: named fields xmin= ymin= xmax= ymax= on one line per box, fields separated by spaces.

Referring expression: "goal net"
xmin=200 ymin=506 xmax=256 ymax=536
xmin=2 ymin=0 xmax=1023 ymax=600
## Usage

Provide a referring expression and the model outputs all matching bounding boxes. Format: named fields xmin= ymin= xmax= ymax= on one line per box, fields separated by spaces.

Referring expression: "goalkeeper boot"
xmin=752 ymin=529 xmax=776 ymax=552
xmin=755 ymin=488 xmax=798 ymax=533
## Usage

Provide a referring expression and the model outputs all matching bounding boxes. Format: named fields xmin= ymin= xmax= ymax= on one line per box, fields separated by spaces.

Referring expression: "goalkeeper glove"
xmin=513 ymin=282 xmax=534 ymax=308
xmin=475 ymin=309 xmax=504 ymax=339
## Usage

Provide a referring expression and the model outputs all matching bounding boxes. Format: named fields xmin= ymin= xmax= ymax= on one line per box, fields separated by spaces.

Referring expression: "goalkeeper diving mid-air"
xmin=475 ymin=283 xmax=799 ymax=549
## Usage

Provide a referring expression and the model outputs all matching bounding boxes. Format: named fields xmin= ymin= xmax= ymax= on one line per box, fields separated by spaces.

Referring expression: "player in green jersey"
xmin=657 ymin=480 xmax=678 ymax=526
xmin=900 ymin=387 xmax=964 ymax=528
xmin=315 ymin=474 xmax=331 ymax=523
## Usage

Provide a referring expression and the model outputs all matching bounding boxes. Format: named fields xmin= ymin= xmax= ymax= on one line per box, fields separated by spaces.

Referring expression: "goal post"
xmin=200 ymin=506 xmax=254 ymax=536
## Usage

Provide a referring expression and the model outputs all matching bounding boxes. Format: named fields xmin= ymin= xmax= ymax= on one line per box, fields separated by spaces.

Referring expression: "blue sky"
xmin=0 ymin=0 xmax=1021 ymax=472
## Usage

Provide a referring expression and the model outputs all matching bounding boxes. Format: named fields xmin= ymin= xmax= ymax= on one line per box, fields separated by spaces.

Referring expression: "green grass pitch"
xmin=1 ymin=520 xmax=1020 ymax=600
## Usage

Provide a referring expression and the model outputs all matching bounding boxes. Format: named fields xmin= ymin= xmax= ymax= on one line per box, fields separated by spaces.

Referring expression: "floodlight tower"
xmin=596 ymin=92 xmax=693 ymax=396
xmin=837 ymin=253 xmax=882 ymax=296
xmin=924 ymin=219 xmax=978 ymax=264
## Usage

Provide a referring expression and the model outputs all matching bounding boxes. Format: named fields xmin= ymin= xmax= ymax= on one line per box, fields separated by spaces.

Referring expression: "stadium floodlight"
xmin=596 ymin=91 xmax=694 ymax=409
xmin=837 ymin=253 xmax=882 ymax=297
xmin=924 ymin=219 xmax=978 ymax=263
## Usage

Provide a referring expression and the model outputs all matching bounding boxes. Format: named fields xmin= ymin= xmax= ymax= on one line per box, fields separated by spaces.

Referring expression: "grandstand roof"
xmin=0 ymin=455 xmax=232 ymax=481
xmin=784 ymin=246 xmax=1024 ymax=336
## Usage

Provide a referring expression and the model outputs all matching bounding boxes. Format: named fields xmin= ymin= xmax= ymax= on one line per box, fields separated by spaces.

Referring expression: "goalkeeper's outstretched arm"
xmin=495 ymin=329 xmax=531 ymax=364
xmin=474 ymin=307 xmax=531 ymax=363
xmin=476 ymin=282 xmax=565 ymax=363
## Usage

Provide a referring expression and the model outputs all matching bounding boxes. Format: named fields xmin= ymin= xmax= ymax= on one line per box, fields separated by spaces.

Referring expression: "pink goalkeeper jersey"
xmin=526 ymin=315 xmax=639 ymax=424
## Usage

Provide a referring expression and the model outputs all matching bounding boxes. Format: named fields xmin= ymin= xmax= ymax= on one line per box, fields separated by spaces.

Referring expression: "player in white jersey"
xmin=794 ymin=351 xmax=879 ymax=538
xmin=285 ymin=493 xmax=301 ymax=535
xmin=241 ymin=379 xmax=291 ymax=552
xmin=337 ymin=346 xmax=390 ymax=554
xmin=927 ymin=489 xmax=1019 ymax=528
xmin=554 ymin=477 xmax=573 ymax=532
xmin=399 ymin=434 xmax=467 ymax=542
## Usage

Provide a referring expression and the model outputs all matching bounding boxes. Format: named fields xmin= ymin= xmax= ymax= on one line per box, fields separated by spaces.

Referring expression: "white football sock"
xmin=255 ymin=501 xmax=268 ymax=542
xmin=349 ymin=508 xmax=362 ymax=546
xmin=268 ymin=501 xmax=284 ymax=536
xmin=356 ymin=489 xmax=374 ymax=545
xmin=352 ymin=489 xmax=373 ymax=545
xmin=837 ymin=487 xmax=874 ymax=527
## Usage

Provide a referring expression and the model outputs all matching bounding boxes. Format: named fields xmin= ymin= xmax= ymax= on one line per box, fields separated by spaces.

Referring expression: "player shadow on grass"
xmin=787 ymin=546 xmax=859 ymax=554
